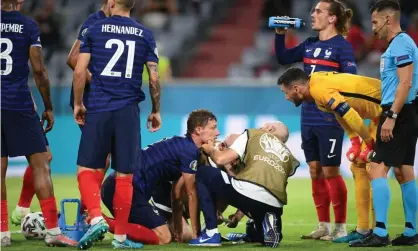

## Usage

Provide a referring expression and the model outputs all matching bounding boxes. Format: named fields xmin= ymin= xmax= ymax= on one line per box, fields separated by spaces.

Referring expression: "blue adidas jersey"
xmin=380 ymin=32 xmax=418 ymax=105
xmin=79 ymin=15 xmax=158 ymax=112
xmin=134 ymin=135 xmax=200 ymax=193
xmin=1 ymin=10 xmax=42 ymax=111
xmin=69 ymin=10 xmax=107 ymax=108
xmin=275 ymin=34 xmax=357 ymax=126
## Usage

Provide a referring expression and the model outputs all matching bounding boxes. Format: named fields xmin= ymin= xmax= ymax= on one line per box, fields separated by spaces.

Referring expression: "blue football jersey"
xmin=1 ymin=10 xmax=42 ymax=111
xmin=275 ymin=34 xmax=357 ymax=126
xmin=79 ymin=15 xmax=158 ymax=112
xmin=380 ymin=32 xmax=418 ymax=105
xmin=69 ymin=10 xmax=107 ymax=108
xmin=134 ymin=136 xmax=200 ymax=193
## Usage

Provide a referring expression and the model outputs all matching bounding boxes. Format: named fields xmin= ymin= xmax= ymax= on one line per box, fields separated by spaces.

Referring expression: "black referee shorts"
xmin=371 ymin=104 xmax=418 ymax=168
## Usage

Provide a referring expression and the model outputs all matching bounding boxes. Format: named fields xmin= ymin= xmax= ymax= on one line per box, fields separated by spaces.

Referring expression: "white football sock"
xmin=90 ymin=216 xmax=104 ymax=226
xmin=114 ymin=234 xmax=126 ymax=242
xmin=206 ymin=228 xmax=219 ymax=237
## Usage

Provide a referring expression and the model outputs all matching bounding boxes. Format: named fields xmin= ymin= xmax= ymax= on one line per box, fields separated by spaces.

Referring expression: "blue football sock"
xmin=196 ymin=180 xmax=217 ymax=230
xmin=371 ymin=178 xmax=390 ymax=237
xmin=401 ymin=180 xmax=417 ymax=237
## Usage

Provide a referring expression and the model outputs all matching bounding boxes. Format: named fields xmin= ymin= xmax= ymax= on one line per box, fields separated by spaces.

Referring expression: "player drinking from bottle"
xmin=275 ymin=0 xmax=360 ymax=241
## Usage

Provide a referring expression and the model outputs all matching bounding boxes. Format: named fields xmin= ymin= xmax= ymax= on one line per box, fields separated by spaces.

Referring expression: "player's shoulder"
xmin=330 ymin=35 xmax=353 ymax=49
xmin=9 ymin=12 xmax=39 ymax=29
xmin=131 ymin=19 xmax=156 ymax=38
xmin=304 ymin=36 xmax=320 ymax=44
xmin=310 ymin=72 xmax=331 ymax=89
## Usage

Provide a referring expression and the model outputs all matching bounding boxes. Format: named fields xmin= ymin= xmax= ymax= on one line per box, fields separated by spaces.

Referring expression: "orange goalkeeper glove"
xmin=346 ymin=136 xmax=361 ymax=162
xmin=359 ymin=139 xmax=374 ymax=163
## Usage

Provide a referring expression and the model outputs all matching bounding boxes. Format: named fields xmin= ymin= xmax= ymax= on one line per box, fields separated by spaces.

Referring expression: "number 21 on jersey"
xmin=101 ymin=39 xmax=135 ymax=79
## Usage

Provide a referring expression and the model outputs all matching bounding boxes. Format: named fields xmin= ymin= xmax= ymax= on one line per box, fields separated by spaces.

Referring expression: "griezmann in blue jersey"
xmin=1 ymin=0 xmax=76 ymax=247
xmin=72 ymin=0 xmax=162 ymax=249
xmin=274 ymin=0 xmax=356 ymax=240
xmin=101 ymin=109 xmax=220 ymax=244
xmin=351 ymin=0 xmax=418 ymax=247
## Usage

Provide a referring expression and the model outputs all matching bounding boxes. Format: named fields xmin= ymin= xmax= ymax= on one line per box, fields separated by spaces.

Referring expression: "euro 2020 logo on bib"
xmin=259 ymin=133 xmax=290 ymax=162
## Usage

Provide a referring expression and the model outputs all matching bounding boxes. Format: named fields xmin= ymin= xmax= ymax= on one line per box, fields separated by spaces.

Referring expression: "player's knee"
xmin=397 ymin=165 xmax=416 ymax=184
xmin=367 ymin=162 xmax=386 ymax=180
xmin=46 ymin=152 xmax=53 ymax=163
xmin=159 ymin=231 xmax=172 ymax=245
xmin=393 ymin=168 xmax=404 ymax=183
xmin=154 ymin=226 xmax=172 ymax=245
xmin=322 ymin=166 xmax=340 ymax=178
xmin=308 ymin=162 xmax=322 ymax=179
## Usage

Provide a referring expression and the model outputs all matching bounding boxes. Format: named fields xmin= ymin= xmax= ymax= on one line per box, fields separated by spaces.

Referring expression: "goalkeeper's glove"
xmin=359 ymin=139 xmax=374 ymax=163
xmin=346 ymin=136 xmax=361 ymax=162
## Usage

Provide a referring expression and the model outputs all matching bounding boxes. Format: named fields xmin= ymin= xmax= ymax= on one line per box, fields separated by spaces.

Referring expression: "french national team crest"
xmin=313 ymin=48 xmax=322 ymax=58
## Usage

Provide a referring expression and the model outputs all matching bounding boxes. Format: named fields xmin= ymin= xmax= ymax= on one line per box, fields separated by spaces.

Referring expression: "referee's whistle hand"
xmin=381 ymin=118 xmax=395 ymax=142
xmin=74 ymin=104 xmax=86 ymax=126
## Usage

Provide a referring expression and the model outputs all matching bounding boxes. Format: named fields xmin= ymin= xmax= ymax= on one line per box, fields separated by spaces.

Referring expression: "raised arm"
xmin=274 ymin=30 xmax=306 ymax=65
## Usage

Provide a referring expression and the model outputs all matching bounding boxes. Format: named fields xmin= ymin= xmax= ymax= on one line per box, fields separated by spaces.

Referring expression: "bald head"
xmin=224 ymin=134 xmax=240 ymax=148
xmin=261 ymin=121 xmax=289 ymax=143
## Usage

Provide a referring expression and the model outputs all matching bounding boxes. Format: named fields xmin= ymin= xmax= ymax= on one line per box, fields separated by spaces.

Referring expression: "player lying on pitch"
xmin=278 ymin=68 xmax=382 ymax=242
xmin=190 ymin=121 xmax=299 ymax=248
xmin=101 ymin=109 xmax=219 ymax=244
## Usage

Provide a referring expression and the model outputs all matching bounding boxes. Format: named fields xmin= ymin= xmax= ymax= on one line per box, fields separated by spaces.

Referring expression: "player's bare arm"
xmin=146 ymin=61 xmax=162 ymax=132
xmin=381 ymin=64 xmax=414 ymax=141
xmin=67 ymin=39 xmax=92 ymax=83
xmin=29 ymin=46 xmax=54 ymax=132
xmin=202 ymin=140 xmax=239 ymax=166
xmin=182 ymin=172 xmax=200 ymax=239
xmin=72 ymin=53 xmax=91 ymax=125
xmin=328 ymin=99 xmax=372 ymax=143
xmin=172 ymin=176 xmax=186 ymax=242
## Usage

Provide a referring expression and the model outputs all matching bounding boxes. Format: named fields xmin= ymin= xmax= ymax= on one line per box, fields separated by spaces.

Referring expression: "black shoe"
xmin=391 ymin=234 xmax=418 ymax=246
xmin=349 ymin=233 xmax=390 ymax=247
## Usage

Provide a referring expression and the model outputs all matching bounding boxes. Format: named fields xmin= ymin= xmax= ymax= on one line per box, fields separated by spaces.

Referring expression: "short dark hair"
xmin=277 ymin=68 xmax=309 ymax=87
xmin=370 ymin=0 xmax=400 ymax=14
xmin=187 ymin=109 xmax=217 ymax=135
xmin=118 ymin=0 xmax=135 ymax=10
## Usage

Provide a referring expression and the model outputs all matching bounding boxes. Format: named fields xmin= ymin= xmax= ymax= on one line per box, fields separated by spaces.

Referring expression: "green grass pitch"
xmin=4 ymin=176 xmax=417 ymax=250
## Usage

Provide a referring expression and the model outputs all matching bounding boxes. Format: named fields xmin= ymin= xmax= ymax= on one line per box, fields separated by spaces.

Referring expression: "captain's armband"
xmin=328 ymin=98 xmax=351 ymax=117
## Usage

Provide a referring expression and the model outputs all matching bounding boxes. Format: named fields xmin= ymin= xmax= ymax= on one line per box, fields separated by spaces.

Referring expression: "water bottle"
xmin=268 ymin=17 xmax=306 ymax=29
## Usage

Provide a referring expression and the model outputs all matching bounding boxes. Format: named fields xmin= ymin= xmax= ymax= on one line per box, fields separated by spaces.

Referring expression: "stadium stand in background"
xmin=24 ymin=0 xmax=418 ymax=83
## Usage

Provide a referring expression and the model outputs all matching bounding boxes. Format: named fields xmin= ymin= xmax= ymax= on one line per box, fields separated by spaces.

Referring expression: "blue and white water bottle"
xmin=268 ymin=17 xmax=306 ymax=29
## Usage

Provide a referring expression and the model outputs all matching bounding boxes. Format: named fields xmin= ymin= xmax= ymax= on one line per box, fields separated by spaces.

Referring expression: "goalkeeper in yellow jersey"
xmin=278 ymin=67 xmax=381 ymax=243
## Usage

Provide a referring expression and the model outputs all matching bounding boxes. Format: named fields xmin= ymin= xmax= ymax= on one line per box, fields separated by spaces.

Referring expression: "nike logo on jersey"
xmin=327 ymin=154 xmax=336 ymax=158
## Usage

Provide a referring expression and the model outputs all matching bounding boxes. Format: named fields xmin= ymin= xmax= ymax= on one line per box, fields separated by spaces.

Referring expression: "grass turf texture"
xmin=4 ymin=176 xmax=417 ymax=250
